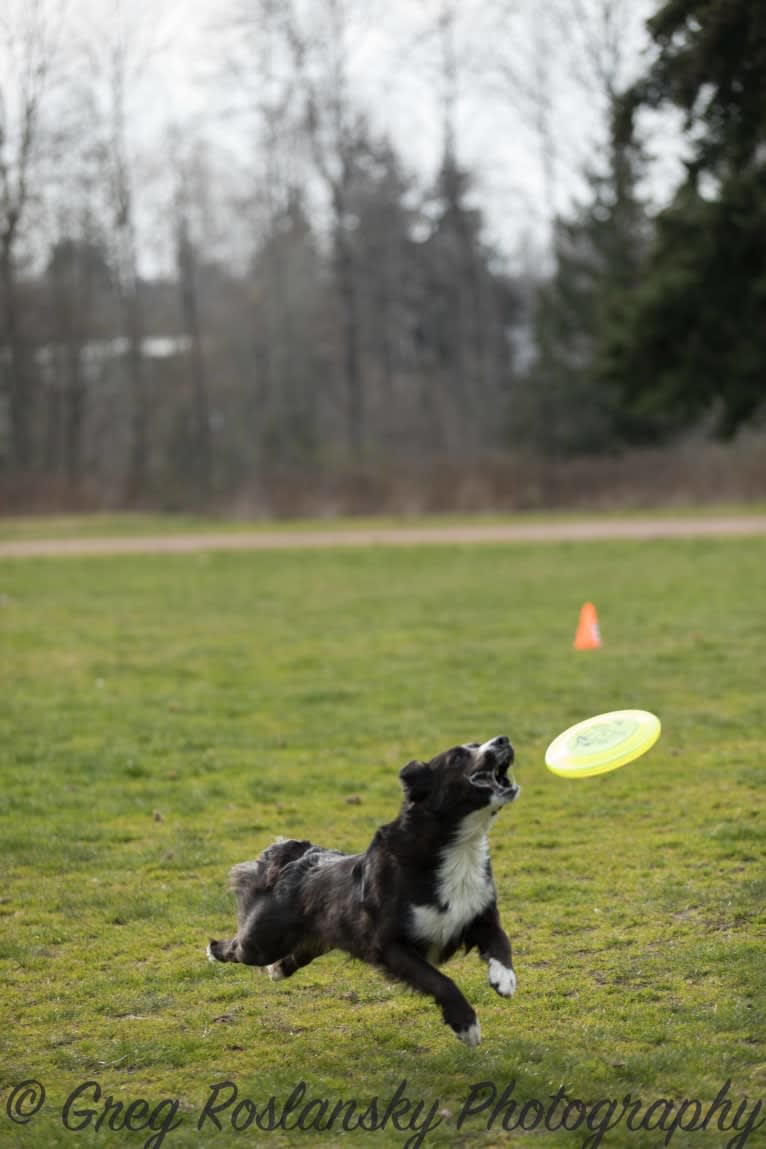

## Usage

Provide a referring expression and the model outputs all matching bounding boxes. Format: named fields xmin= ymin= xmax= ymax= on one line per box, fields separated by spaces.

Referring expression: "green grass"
xmin=1 ymin=537 xmax=765 ymax=1149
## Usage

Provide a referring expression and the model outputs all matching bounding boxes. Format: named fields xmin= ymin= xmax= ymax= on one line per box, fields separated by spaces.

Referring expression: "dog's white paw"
xmin=206 ymin=943 xmax=219 ymax=963
xmin=488 ymin=958 xmax=516 ymax=998
xmin=266 ymin=962 xmax=285 ymax=982
xmin=456 ymin=1020 xmax=481 ymax=1047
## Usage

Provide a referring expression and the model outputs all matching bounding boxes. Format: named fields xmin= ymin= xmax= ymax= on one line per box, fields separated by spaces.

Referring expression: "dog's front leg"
xmin=465 ymin=906 xmax=517 ymax=999
xmin=380 ymin=942 xmax=481 ymax=1046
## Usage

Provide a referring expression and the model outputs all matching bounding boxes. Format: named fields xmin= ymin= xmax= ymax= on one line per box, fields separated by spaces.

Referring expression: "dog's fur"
xmin=207 ymin=736 xmax=520 ymax=1045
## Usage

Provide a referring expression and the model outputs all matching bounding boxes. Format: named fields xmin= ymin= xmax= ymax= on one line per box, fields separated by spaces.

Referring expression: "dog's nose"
xmin=491 ymin=735 xmax=514 ymax=761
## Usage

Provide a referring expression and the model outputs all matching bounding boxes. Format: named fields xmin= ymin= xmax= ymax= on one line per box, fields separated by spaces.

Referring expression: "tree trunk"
xmin=334 ymin=219 xmax=363 ymax=456
xmin=64 ymin=339 xmax=86 ymax=487
xmin=177 ymin=218 xmax=211 ymax=492
xmin=1 ymin=244 xmax=33 ymax=469
xmin=122 ymin=279 xmax=148 ymax=503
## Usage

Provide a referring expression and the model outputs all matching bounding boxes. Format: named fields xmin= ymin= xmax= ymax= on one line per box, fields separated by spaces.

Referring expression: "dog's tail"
xmin=228 ymin=838 xmax=314 ymax=908
xmin=227 ymin=860 xmax=265 ymax=907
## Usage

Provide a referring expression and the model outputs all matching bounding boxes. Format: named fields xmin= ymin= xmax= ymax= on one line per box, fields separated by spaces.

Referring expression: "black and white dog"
xmin=207 ymin=736 xmax=520 ymax=1046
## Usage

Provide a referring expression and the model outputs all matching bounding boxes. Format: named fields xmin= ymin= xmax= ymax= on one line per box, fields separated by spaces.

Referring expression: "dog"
xmin=207 ymin=736 xmax=520 ymax=1045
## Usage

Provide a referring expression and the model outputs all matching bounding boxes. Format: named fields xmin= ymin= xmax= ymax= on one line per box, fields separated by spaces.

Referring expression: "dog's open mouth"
xmin=470 ymin=751 xmax=520 ymax=801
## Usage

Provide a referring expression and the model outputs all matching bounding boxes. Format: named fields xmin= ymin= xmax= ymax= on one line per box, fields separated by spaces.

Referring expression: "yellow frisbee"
xmin=545 ymin=709 xmax=661 ymax=778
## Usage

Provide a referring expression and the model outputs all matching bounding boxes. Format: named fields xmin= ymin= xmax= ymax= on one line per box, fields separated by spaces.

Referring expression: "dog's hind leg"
xmin=208 ymin=889 xmax=305 ymax=967
xmin=206 ymin=932 xmax=285 ymax=966
xmin=380 ymin=942 xmax=481 ymax=1047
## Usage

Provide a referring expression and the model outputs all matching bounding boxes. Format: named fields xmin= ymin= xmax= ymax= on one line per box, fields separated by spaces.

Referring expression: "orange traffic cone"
xmin=574 ymin=602 xmax=602 ymax=649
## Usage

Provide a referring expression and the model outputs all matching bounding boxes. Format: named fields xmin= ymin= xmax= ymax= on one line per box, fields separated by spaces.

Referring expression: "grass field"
xmin=1 ymin=534 xmax=765 ymax=1149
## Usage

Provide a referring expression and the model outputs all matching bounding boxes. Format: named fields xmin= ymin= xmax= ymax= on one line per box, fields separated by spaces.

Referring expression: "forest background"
xmin=1 ymin=0 xmax=764 ymax=515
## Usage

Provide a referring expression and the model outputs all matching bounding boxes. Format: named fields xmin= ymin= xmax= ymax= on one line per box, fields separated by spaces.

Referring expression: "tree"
xmin=642 ymin=0 xmax=766 ymax=176
xmin=76 ymin=0 xmax=174 ymax=499
xmin=603 ymin=0 xmax=766 ymax=437
xmin=170 ymin=139 xmax=212 ymax=492
xmin=283 ymin=0 xmax=369 ymax=456
xmin=483 ymin=0 xmax=655 ymax=453
xmin=345 ymin=137 xmax=416 ymax=447
xmin=0 ymin=0 xmax=61 ymax=469
xmin=219 ymin=0 xmax=307 ymax=468
xmin=515 ymin=90 xmax=650 ymax=455
xmin=417 ymin=154 xmax=513 ymax=449
xmin=392 ymin=1 xmax=516 ymax=451
xmin=249 ymin=187 xmax=326 ymax=463
xmin=102 ymin=24 xmax=148 ymax=500
xmin=485 ymin=0 xmax=651 ymax=238
xmin=46 ymin=231 xmax=112 ymax=483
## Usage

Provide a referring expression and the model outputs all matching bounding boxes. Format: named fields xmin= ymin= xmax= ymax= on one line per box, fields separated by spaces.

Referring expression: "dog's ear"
xmin=399 ymin=759 xmax=433 ymax=802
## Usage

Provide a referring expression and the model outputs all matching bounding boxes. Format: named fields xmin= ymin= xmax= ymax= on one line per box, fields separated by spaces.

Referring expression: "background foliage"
xmin=0 ymin=0 xmax=764 ymax=509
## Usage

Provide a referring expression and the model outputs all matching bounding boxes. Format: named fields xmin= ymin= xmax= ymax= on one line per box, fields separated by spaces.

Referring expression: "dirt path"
xmin=1 ymin=515 xmax=765 ymax=558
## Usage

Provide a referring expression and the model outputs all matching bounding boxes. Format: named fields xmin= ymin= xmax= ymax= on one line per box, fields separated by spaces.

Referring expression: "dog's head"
xmin=400 ymin=736 xmax=520 ymax=819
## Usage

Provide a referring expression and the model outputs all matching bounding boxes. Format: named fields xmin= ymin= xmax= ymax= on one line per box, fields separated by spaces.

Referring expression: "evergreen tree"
xmin=416 ymin=153 xmax=516 ymax=450
xmin=518 ymin=107 xmax=649 ymax=454
xmin=604 ymin=0 xmax=766 ymax=438
xmin=250 ymin=189 xmax=326 ymax=462
xmin=345 ymin=136 xmax=418 ymax=448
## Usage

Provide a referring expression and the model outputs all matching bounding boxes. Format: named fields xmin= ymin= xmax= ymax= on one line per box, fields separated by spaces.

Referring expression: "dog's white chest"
xmin=409 ymin=813 xmax=495 ymax=960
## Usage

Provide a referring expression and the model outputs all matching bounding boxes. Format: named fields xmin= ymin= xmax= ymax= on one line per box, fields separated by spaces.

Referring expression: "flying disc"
xmin=545 ymin=709 xmax=661 ymax=779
